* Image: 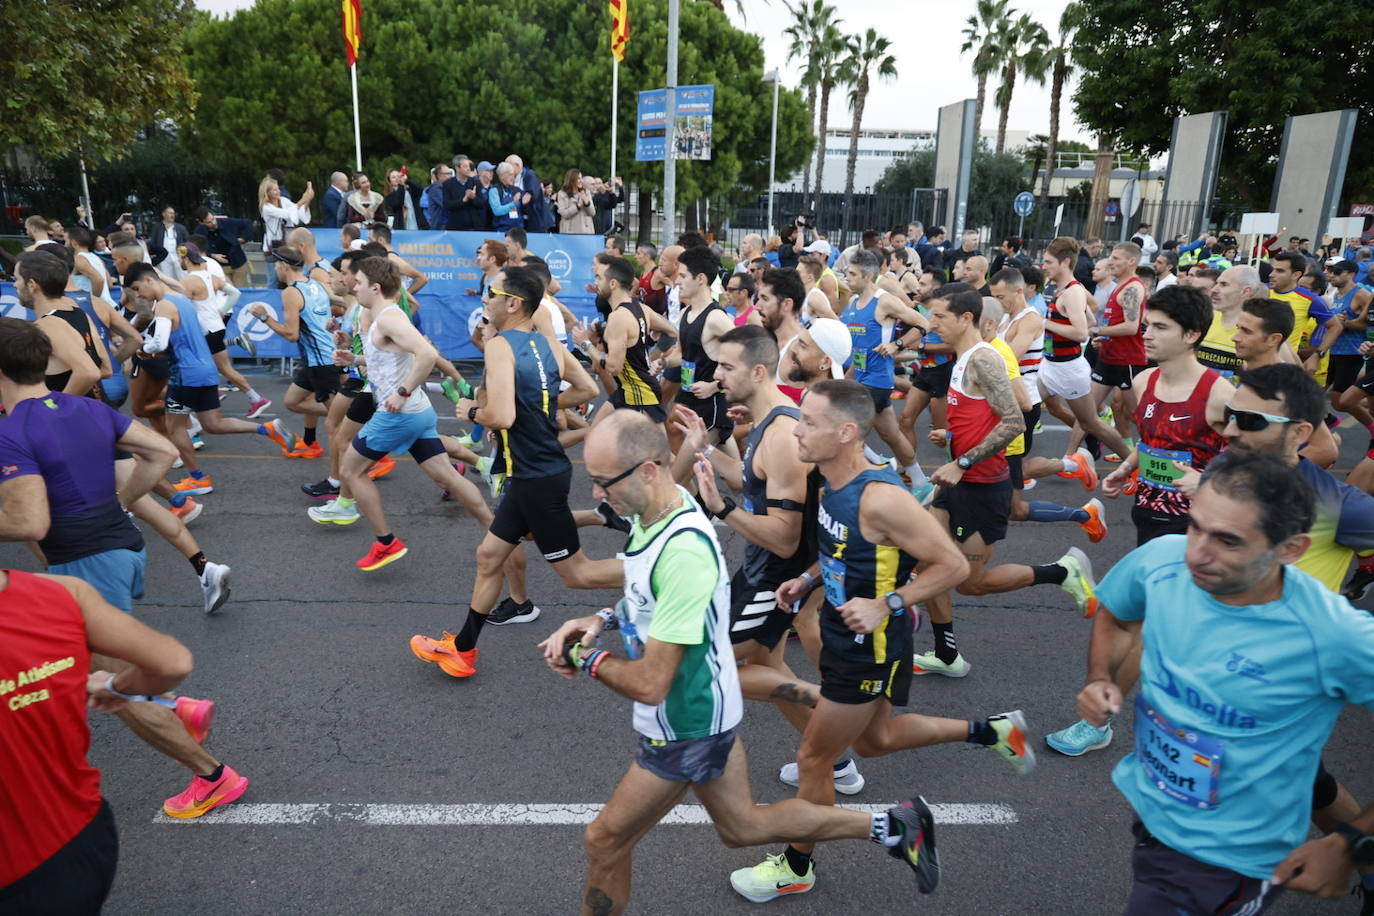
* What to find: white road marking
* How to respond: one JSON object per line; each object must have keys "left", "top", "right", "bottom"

{"left": 154, "top": 802, "right": 1016, "bottom": 826}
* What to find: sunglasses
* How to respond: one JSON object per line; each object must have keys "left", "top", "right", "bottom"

{"left": 590, "top": 459, "right": 660, "bottom": 490}
{"left": 1225, "top": 404, "right": 1295, "bottom": 432}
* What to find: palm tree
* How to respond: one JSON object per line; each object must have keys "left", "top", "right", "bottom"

{"left": 783, "top": 1, "right": 840, "bottom": 201}
{"left": 841, "top": 29, "right": 898, "bottom": 228}
{"left": 993, "top": 13, "right": 1050, "bottom": 153}
{"left": 808, "top": 22, "right": 850, "bottom": 214}
{"left": 1035, "top": 2, "right": 1084, "bottom": 220}
{"left": 960, "top": 0, "right": 1012, "bottom": 136}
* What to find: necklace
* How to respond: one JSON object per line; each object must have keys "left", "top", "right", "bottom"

{"left": 640, "top": 493, "right": 683, "bottom": 529}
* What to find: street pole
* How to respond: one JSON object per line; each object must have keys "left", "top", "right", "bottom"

{"left": 349, "top": 63, "right": 363, "bottom": 171}
{"left": 77, "top": 152, "right": 93, "bottom": 229}
{"left": 766, "top": 69, "right": 779, "bottom": 239}
{"left": 662, "top": 0, "right": 679, "bottom": 248}
{"left": 610, "top": 57, "right": 619, "bottom": 183}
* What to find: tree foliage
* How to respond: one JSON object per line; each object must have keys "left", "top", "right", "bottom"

{"left": 1072, "top": 0, "right": 1374, "bottom": 208}
{"left": 181, "top": 0, "right": 813, "bottom": 211}
{"left": 876, "top": 147, "right": 1029, "bottom": 202}
{"left": 1, "top": 0, "right": 197, "bottom": 162}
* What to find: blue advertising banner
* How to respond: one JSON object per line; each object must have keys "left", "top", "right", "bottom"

{"left": 636, "top": 84, "right": 716, "bottom": 162}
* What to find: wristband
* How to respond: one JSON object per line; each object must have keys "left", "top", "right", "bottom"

{"left": 800, "top": 572, "right": 815, "bottom": 587}
{"left": 562, "top": 640, "right": 583, "bottom": 670}
{"left": 103, "top": 675, "right": 152, "bottom": 703}
{"left": 701, "top": 445, "right": 715, "bottom": 460}
{"left": 596, "top": 608, "right": 620, "bottom": 631}
{"left": 716, "top": 496, "right": 737, "bottom": 519}
{"left": 468, "top": 406, "right": 479, "bottom": 422}
{"left": 584, "top": 648, "right": 608, "bottom": 678}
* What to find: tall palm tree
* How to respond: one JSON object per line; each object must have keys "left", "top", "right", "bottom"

{"left": 783, "top": 1, "right": 839, "bottom": 201}
{"left": 841, "top": 29, "right": 898, "bottom": 226}
{"left": 1035, "top": 2, "right": 1084, "bottom": 219}
{"left": 808, "top": 22, "right": 850, "bottom": 214}
{"left": 993, "top": 13, "right": 1050, "bottom": 154}
{"left": 960, "top": 0, "right": 1012, "bottom": 136}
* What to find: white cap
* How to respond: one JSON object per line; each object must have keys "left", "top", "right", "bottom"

{"left": 807, "top": 318, "right": 851, "bottom": 379}
{"left": 348, "top": 238, "right": 366, "bottom": 250}
{"left": 803, "top": 239, "right": 832, "bottom": 256}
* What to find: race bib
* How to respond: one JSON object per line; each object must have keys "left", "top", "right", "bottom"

{"left": 852, "top": 349, "right": 868, "bottom": 372}
{"left": 680, "top": 360, "right": 696, "bottom": 385}
{"left": 1043, "top": 332, "right": 1054, "bottom": 357}
{"left": 819, "top": 553, "right": 846, "bottom": 607}
{"left": 614, "top": 597, "right": 646, "bottom": 660}
{"left": 1135, "top": 694, "right": 1224, "bottom": 810}
{"left": 1138, "top": 443, "right": 1191, "bottom": 492}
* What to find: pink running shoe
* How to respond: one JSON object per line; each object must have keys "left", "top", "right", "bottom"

{"left": 162, "top": 765, "right": 249, "bottom": 819}
{"left": 246, "top": 397, "right": 272, "bottom": 419}
{"left": 174, "top": 696, "right": 216, "bottom": 743}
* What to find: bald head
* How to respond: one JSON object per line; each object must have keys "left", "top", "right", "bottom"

{"left": 660, "top": 245, "right": 684, "bottom": 270}
{"left": 592, "top": 410, "right": 669, "bottom": 467}
{"left": 964, "top": 255, "right": 989, "bottom": 282}
{"left": 287, "top": 227, "right": 317, "bottom": 251}
{"left": 330, "top": 171, "right": 349, "bottom": 190}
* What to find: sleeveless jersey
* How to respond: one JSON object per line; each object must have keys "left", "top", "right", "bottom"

{"left": 540, "top": 297, "right": 568, "bottom": 345}
{"left": 494, "top": 328, "right": 570, "bottom": 478}
{"left": 1134, "top": 368, "right": 1226, "bottom": 517}
{"left": 186, "top": 270, "right": 225, "bottom": 335}
{"left": 1100, "top": 278, "right": 1148, "bottom": 366}
{"left": 616, "top": 489, "right": 741, "bottom": 741}
{"left": 1002, "top": 307, "right": 1043, "bottom": 375}
{"left": 675, "top": 302, "right": 726, "bottom": 395}
{"left": 613, "top": 300, "right": 662, "bottom": 408}
{"left": 739, "top": 405, "right": 810, "bottom": 585}
{"left": 293, "top": 278, "right": 335, "bottom": 367}
{"left": 816, "top": 466, "right": 915, "bottom": 666}
{"left": 40, "top": 306, "right": 104, "bottom": 399}
{"left": 1043, "top": 279, "right": 1085, "bottom": 361}
{"left": 67, "top": 291, "right": 120, "bottom": 379}
{"left": 75, "top": 250, "right": 117, "bottom": 307}
{"left": 841, "top": 293, "right": 895, "bottom": 388}
{"left": 0, "top": 571, "right": 102, "bottom": 888}
{"left": 165, "top": 294, "right": 218, "bottom": 387}
{"left": 1330, "top": 287, "right": 1365, "bottom": 355}
{"left": 946, "top": 341, "right": 1010, "bottom": 483}
{"left": 1197, "top": 311, "right": 1244, "bottom": 379}
{"left": 363, "top": 305, "right": 428, "bottom": 413}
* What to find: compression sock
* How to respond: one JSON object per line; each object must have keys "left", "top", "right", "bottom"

{"left": 1032, "top": 562, "right": 1069, "bottom": 586}
{"left": 168, "top": 492, "right": 187, "bottom": 508}
{"left": 200, "top": 763, "right": 225, "bottom": 782}
{"left": 188, "top": 552, "right": 209, "bottom": 576}
{"left": 967, "top": 720, "right": 998, "bottom": 746}
{"left": 782, "top": 846, "right": 812, "bottom": 876}
{"left": 454, "top": 607, "right": 487, "bottom": 652}
{"left": 870, "top": 812, "right": 902, "bottom": 847}
{"left": 904, "top": 462, "right": 930, "bottom": 486}
{"left": 303, "top": 427, "right": 317, "bottom": 446}
{"left": 932, "top": 622, "right": 958, "bottom": 664}
{"left": 377, "top": 533, "right": 395, "bottom": 546}
{"left": 1026, "top": 501, "right": 1090, "bottom": 524}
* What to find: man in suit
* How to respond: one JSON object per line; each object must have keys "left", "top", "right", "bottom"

{"left": 321, "top": 172, "right": 349, "bottom": 229}
{"left": 443, "top": 155, "right": 485, "bottom": 231}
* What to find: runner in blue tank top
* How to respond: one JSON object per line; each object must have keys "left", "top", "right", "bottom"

{"left": 125, "top": 263, "right": 299, "bottom": 496}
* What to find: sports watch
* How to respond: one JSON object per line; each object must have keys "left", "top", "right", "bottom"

{"left": 956, "top": 455, "right": 973, "bottom": 470}
{"left": 1333, "top": 824, "right": 1374, "bottom": 866}
{"left": 885, "top": 591, "right": 905, "bottom": 613}
{"left": 396, "top": 386, "right": 410, "bottom": 398}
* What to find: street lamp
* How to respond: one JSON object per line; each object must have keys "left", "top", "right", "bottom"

{"left": 764, "top": 68, "right": 780, "bottom": 239}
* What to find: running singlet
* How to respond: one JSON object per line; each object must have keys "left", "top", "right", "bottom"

{"left": 493, "top": 328, "right": 569, "bottom": 478}
{"left": 67, "top": 291, "right": 120, "bottom": 382}
{"left": 675, "top": 302, "right": 726, "bottom": 397}
{"left": 1329, "top": 287, "right": 1365, "bottom": 355}
{"left": 612, "top": 300, "right": 663, "bottom": 408}
{"left": 1043, "top": 279, "right": 1084, "bottom": 361}
{"left": 74, "top": 250, "right": 117, "bottom": 308}
{"left": 999, "top": 309, "right": 1043, "bottom": 406}
{"left": 616, "top": 487, "right": 741, "bottom": 741}
{"left": 1292, "top": 457, "right": 1374, "bottom": 592}
{"left": 989, "top": 337, "right": 1026, "bottom": 457}
{"left": 186, "top": 271, "right": 225, "bottom": 335}
{"left": 816, "top": 466, "right": 915, "bottom": 665}
{"left": 362, "top": 305, "right": 427, "bottom": 413}
{"left": 1099, "top": 278, "right": 1148, "bottom": 366}
{"left": 841, "top": 294, "right": 895, "bottom": 387}
{"left": 739, "top": 406, "right": 810, "bottom": 586}
{"left": 1097, "top": 535, "right": 1374, "bottom": 879}
{"left": 1196, "top": 312, "right": 1244, "bottom": 379}
{"left": 539, "top": 298, "right": 568, "bottom": 345}
{"left": 946, "top": 341, "right": 1011, "bottom": 483}
{"left": 293, "top": 278, "right": 335, "bottom": 367}
{"left": 1133, "top": 369, "right": 1226, "bottom": 517}
{"left": 1270, "top": 286, "right": 1332, "bottom": 353}
{"left": 40, "top": 306, "right": 104, "bottom": 399}
{"left": 0, "top": 571, "right": 102, "bottom": 888}
{"left": 164, "top": 294, "right": 218, "bottom": 387}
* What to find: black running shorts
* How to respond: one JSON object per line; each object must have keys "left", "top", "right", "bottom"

{"left": 292, "top": 364, "right": 344, "bottom": 403}
{"left": 728, "top": 567, "right": 794, "bottom": 649}
{"left": 0, "top": 799, "right": 118, "bottom": 914}
{"left": 911, "top": 361, "right": 953, "bottom": 398}
{"left": 1091, "top": 361, "right": 1148, "bottom": 390}
{"left": 1122, "top": 820, "right": 1283, "bottom": 916}
{"left": 345, "top": 391, "right": 377, "bottom": 425}
{"left": 165, "top": 384, "right": 220, "bottom": 415}
{"left": 818, "top": 647, "right": 911, "bottom": 706}
{"left": 204, "top": 329, "right": 227, "bottom": 355}
{"left": 931, "top": 478, "right": 1012, "bottom": 544}
{"left": 489, "top": 469, "right": 581, "bottom": 562}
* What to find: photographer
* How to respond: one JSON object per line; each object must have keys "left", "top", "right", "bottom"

{"left": 777, "top": 214, "right": 813, "bottom": 270}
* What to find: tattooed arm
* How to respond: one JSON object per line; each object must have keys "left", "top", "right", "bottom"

{"left": 1092, "top": 278, "right": 1144, "bottom": 337}
{"left": 930, "top": 347, "right": 1025, "bottom": 486}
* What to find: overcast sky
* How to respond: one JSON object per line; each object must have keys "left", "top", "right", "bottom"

{"left": 194, "top": 0, "right": 1088, "bottom": 143}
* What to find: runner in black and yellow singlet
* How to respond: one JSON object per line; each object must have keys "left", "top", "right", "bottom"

{"left": 491, "top": 327, "right": 570, "bottom": 480}
{"left": 611, "top": 299, "right": 665, "bottom": 415}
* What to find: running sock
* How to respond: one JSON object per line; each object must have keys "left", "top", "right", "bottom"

{"left": 190, "top": 469, "right": 207, "bottom": 480}
{"left": 245, "top": 388, "right": 262, "bottom": 401}
{"left": 863, "top": 445, "right": 887, "bottom": 466}
{"left": 932, "top": 622, "right": 957, "bottom": 664}
{"left": 189, "top": 552, "right": 209, "bottom": 576}
{"left": 967, "top": 720, "right": 998, "bottom": 746}
{"left": 870, "top": 812, "right": 902, "bottom": 847}
{"left": 454, "top": 607, "right": 487, "bottom": 652}
{"left": 1026, "top": 501, "right": 1090, "bottom": 524}
{"left": 1032, "top": 562, "right": 1070, "bottom": 586}
{"left": 168, "top": 492, "right": 187, "bottom": 508}
{"left": 1059, "top": 453, "right": 1079, "bottom": 474}
{"left": 782, "top": 846, "right": 812, "bottom": 876}
{"left": 303, "top": 427, "right": 317, "bottom": 446}
{"left": 834, "top": 758, "right": 853, "bottom": 772}
{"left": 377, "top": 533, "right": 396, "bottom": 546}
{"left": 327, "top": 477, "right": 340, "bottom": 487}
{"left": 904, "top": 462, "right": 929, "bottom": 486}
{"left": 200, "top": 763, "right": 225, "bottom": 783}
{"left": 338, "top": 497, "right": 356, "bottom": 509}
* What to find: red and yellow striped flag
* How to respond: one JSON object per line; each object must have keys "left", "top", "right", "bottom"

{"left": 342, "top": 0, "right": 362, "bottom": 66}
{"left": 609, "top": 0, "right": 629, "bottom": 62}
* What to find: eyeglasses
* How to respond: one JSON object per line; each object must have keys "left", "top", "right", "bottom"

{"left": 1225, "top": 404, "right": 1295, "bottom": 432}
{"left": 488, "top": 287, "right": 515, "bottom": 299}
{"left": 724, "top": 286, "right": 743, "bottom": 293}
{"left": 590, "top": 460, "right": 660, "bottom": 490}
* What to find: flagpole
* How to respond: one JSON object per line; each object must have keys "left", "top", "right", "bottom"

{"left": 350, "top": 63, "right": 363, "bottom": 172}
{"left": 610, "top": 58, "right": 619, "bottom": 185}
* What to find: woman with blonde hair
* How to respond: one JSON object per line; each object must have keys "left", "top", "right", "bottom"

{"left": 554, "top": 168, "right": 595, "bottom": 234}
{"left": 260, "top": 175, "right": 314, "bottom": 250}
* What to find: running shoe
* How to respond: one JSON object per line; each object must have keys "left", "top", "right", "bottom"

{"left": 301, "top": 478, "right": 340, "bottom": 499}
{"left": 455, "top": 432, "right": 483, "bottom": 452}
{"left": 729, "top": 853, "right": 815, "bottom": 903}
{"left": 475, "top": 456, "right": 505, "bottom": 497}
{"left": 1045, "top": 719, "right": 1113, "bottom": 757}
{"left": 172, "top": 474, "right": 214, "bottom": 496}
{"left": 357, "top": 538, "right": 407, "bottom": 571}
{"left": 1056, "top": 547, "right": 1098, "bottom": 618}
{"left": 910, "top": 480, "right": 936, "bottom": 506}
{"left": 191, "top": 436, "right": 205, "bottom": 451}
{"left": 162, "top": 764, "right": 249, "bottom": 819}
{"left": 1121, "top": 468, "right": 1140, "bottom": 496}
{"left": 174, "top": 696, "right": 216, "bottom": 744}
{"left": 245, "top": 396, "right": 271, "bottom": 419}
{"left": 172, "top": 454, "right": 184, "bottom": 469}
{"left": 199, "top": 562, "right": 231, "bottom": 615}
{"left": 367, "top": 455, "right": 396, "bottom": 479}
{"left": 169, "top": 497, "right": 202, "bottom": 524}
{"left": 986, "top": 710, "right": 1036, "bottom": 775}
{"left": 596, "top": 499, "right": 632, "bottom": 533}
{"left": 1099, "top": 404, "right": 1114, "bottom": 426}
{"left": 487, "top": 598, "right": 542, "bottom": 625}
{"left": 308, "top": 499, "right": 360, "bottom": 525}
{"left": 1022, "top": 477, "right": 1037, "bottom": 490}
{"left": 263, "top": 418, "right": 295, "bottom": 455}
{"left": 1343, "top": 568, "right": 1374, "bottom": 602}
{"left": 1078, "top": 497, "right": 1108, "bottom": 543}
{"left": 229, "top": 334, "right": 256, "bottom": 357}
{"left": 778, "top": 758, "right": 865, "bottom": 795}
{"left": 1056, "top": 447, "right": 1099, "bottom": 490}
{"left": 912, "top": 650, "right": 971, "bottom": 677}
{"left": 887, "top": 795, "right": 940, "bottom": 894}
{"left": 409, "top": 632, "right": 477, "bottom": 678}
{"left": 288, "top": 440, "right": 324, "bottom": 459}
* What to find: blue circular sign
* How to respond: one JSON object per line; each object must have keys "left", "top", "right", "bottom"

{"left": 1013, "top": 192, "right": 1035, "bottom": 217}
{"left": 1104, "top": 201, "right": 1121, "bottom": 217}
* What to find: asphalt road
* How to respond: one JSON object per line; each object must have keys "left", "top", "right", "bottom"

{"left": 5, "top": 371, "right": 1372, "bottom": 916}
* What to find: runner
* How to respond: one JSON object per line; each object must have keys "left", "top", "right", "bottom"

{"left": 1198, "top": 265, "right": 1263, "bottom": 379}
{"left": 1326, "top": 259, "right": 1374, "bottom": 428}
{"left": 667, "top": 246, "right": 737, "bottom": 454}
{"left": 755, "top": 267, "right": 810, "bottom": 404}
{"left": 15, "top": 251, "right": 107, "bottom": 400}
{"left": 1269, "top": 250, "right": 1337, "bottom": 357}
{"left": 177, "top": 242, "right": 269, "bottom": 414}
{"left": 1233, "top": 296, "right": 1295, "bottom": 370}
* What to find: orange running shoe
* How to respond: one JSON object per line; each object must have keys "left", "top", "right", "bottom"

{"left": 367, "top": 455, "right": 397, "bottom": 479}
{"left": 1055, "top": 447, "right": 1099, "bottom": 491}
{"left": 262, "top": 418, "right": 295, "bottom": 454}
{"left": 174, "top": 696, "right": 216, "bottom": 743}
{"left": 162, "top": 764, "right": 249, "bottom": 819}
{"left": 410, "top": 632, "right": 478, "bottom": 678}
{"left": 287, "top": 440, "right": 324, "bottom": 459}
{"left": 1122, "top": 468, "right": 1140, "bottom": 496}
{"left": 172, "top": 474, "right": 213, "bottom": 496}
{"left": 1078, "top": 497, "right": 1108, "bottom": 543}
{"left": 357, "top": 537, "right": 407, "bottom": 571}
{"left": 169, "top": 497, "right": 203, "bottom": 523}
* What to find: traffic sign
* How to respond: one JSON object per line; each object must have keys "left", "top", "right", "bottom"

{"left": 1013, "top": 192, "right": 1035, "bottom": 217}
{"left": 1104, "top": 201, "right": 1121, "bottom": 217}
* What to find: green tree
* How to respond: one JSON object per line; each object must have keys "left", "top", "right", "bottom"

{"left": 840, "top": 29, "right": 898, "bottom": 225}
{"left": 1, "top": 0, "right": 197, "bottom": 162}
{"left": 1072, "top": 0, "right": 1374, "bottom": 207}
{"left": 960, "top": 0, "right": 1012, "bottom": 137}
{"left": 875, "top": 145, "right": 1029, "bottom": 234}
{"left": 783, "top": 0, "right": 840, "bottom": 201}
{"left": 806, "top": 21, "right": 851, "bottom": 212}
{"left": 992, "top": 13, "right": 1049, "bottom": 154}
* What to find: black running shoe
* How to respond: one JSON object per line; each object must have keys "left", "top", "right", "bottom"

{"left": 596, "top": 499, "right": 632, "bottom": 533}
{"left": 301, "top": 479, "right": 340, "bottom": 499}
{"left": 887, "top": 796, "right": 939, "bottom": 894}
{"left": 1345, "top": 568, "right": 1374, "bottom": 602}
{"left": 487, "top": 598, "right": 542, "bottom": 626}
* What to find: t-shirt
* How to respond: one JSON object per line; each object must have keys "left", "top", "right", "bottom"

{"left": 1294, "top": 457, "right": 1374, "bottom": 591}
{"left": 1270, "top": 286, "right": 1332, "bottom": 352}
{"left": 1098, "top": 535, "right": 1374, "bottom": 878}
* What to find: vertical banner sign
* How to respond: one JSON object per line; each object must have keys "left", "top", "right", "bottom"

{"left": 636, "top": 85, "right": 715, "bottom": 162}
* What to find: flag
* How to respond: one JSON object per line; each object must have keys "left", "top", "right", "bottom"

{"left": 342, "top": 0, "right": 362, "bottom": 67}
{"left": 609, "top": 0, "right": 628, "bottom": 62}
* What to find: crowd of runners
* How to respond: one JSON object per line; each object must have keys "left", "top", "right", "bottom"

{"left": 3, "top": 215, "right": 1374, "bottom": 916}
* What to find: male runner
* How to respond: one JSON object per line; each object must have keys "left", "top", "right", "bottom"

{"left": 366, "top": 222, "right": 429, "bottom": 297}
{"left": 15, "top": 251, "right": 107, "bottom": 399}
{"left": 538, "top": 411, "right": 944, "bottom": 914}
{"left": 755, "top": 267, "right": 810, "bottom": 404}
{"left": 668, "top": 246, "right": 736, "bottom": 452}
{"left": 1233, "top": 296, "right": 1295, "bottom": 369}
{"left": 1078, "top": 453, "right": 1374, "bottom": 915}
{"left": 177, "top": 242, "right": 266, "bottom": 411}
{"left": 410, "top": 265, "right": 610, "bottom": 677}
{"left": 1326, "top": 259, "right": 1374, "bottom": 426}
{"left": 1269, "top": 249, "right": 1336, "bottom": 357}
{"left": 1198, "top": 265, "right": 1263, "bottom": 378}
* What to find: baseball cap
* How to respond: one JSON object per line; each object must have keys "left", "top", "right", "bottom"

{"left": 1328, "top": 258, "right": 1359, "bottom": 274}
{"left": 807, "top": 318, "right": 852, "bottom": 379}
{"left": 476, "top": 160, "right": 496, "bottom": 172}
{"left": 803, "top": 239, "right": 832, "bottom": 256}
{"left": 267, "top": 245, "right": 305, "bottom": 268}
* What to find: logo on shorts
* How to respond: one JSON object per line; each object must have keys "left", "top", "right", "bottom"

{"left": 543, "top": 548, "right": 570, "bottom": 561}
{"left": 0, "top": 464, "right": 18, "bottom": 477}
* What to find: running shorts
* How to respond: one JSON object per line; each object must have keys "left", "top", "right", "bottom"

{"left": 1039, "top": 355, "right": 1093, "bottom": 401}
{"left": 728, "top": 568, "right": 794, "bottom": 649}
{"left": 165, "top": 384, "right": 220, "bottom": 415}
{"left": 635, "top": 728, "right": 736, "bottom": 784}
{"left": 931, "top": 478, "right": 1012, "bottom": 545}
{"left": 489, "top": 469, "right": 580, "bottom": 562}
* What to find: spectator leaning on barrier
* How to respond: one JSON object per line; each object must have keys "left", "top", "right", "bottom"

{"left": 195, "top": 207, "right": 253, "bottom": 288}
{"left": 322, "top": 171, "right": 349, "bottom": 228}
{"left": 556, "top": 169, "right": 596, "bottom": 234}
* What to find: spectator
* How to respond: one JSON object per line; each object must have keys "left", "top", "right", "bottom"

{"left": 777, "top": 224, "right": 804, "bottom": 270}
{"left": 1135, "top": 222, "right": 1159, "bottom": 262}
{"left": 474, "top": 160, "right": 497, "bottom": 213}
{"left": 941, "top": 229, "right": 982, "bottom": 273}
{"left": 1075, "top": 236, "right": 1102, "bottom": 291}
{"left": 915, "top": 225, "right": 944, "bottom": 269}
{"left": 382, "top": 167, "right": 424, "bottom": 230}
{"left": 195, "top": 206, "right": 253, "bottom": 288}
{"left": 735, "top": 233, "right": 764, "bottom": 274}
{"left": 266, "top": 166, "right": 293, "bottom": 202}
{"left": 555, "top": 169, "right": 596, "bottom": 234}
{"left": 506, "top": 154, "right": 552, "bottom": 233}
{"left": 260, "top": 175, "right": 314, "bottom": 250}
{"left": 341, "top": 172, "right": 383, "bottom": 225}
{"left": 835, "top": 229, "right": 882, "bottom": 275}
{"left": 74, "top": 203, "right": 92, "bottom": 229}
{"left": 991, "top": 236, "right": 1028, "bottom": 273}
{"left": 489, "top": 163, "right": 525, "bottom": 232}
{"left": 321, "top": 171, "right": 349, "bottom": 228}
{"left": 423, "top": 164, "right": 449, "bottom": 231}
{"left": 443, "top": 156, "right": 486, "bottom": 231}
{"left": 148, "top": 206, "right": 189, "bottom": 279}
{"left": 591, "top": 176, "right": 625, "bottom": 235}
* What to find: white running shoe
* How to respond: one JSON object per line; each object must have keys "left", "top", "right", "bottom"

{"left": 778, "top": 758, "right": 866, "bottom": 795}
{"left": 199, "top": 562, "right": 231, "bottom": 615}
{"left": 308, "top": 499, "right": 361, "bottom": 525}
